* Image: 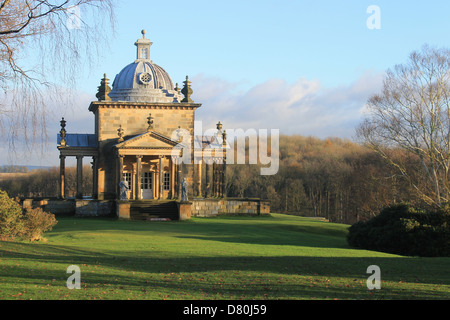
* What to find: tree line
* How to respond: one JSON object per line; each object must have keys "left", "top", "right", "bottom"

{"left": 0, "top": 165, "right": 93, "bottom": 199}
{"left": 225, "top": 135, "right": 416, "bottom": 224}
{"left": 0, "top": 165, "right": 28, "bottom": 173}
{"left": 0, "top": 134, "right": 425, "bottom": 225}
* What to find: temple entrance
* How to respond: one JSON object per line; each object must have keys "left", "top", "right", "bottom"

{"left": 141, "top": 171, "right": 153, "bottom": 199}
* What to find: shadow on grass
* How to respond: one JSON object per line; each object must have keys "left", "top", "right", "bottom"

{"left": 1, "top": 262, "right": 447, "bottom": 300}
{"left": 1, "top": 240, "right": 449, "bottom": 300}
{"left": 1, "top": 241, "right": 449, "bottom": 286}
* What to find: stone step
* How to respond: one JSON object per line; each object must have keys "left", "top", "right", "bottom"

{"left": 129, "top": 200, "right": 179, "bottom": 221}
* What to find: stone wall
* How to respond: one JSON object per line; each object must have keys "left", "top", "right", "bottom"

{"left": 21, "top": 199, "right": 114, "bottom": 217}
{"left": 75, "top": 200, "right": 114, "bottom": 217}
{"left": 21, "top": 199, "right": 76, "bottom": 216}
{"left": 45, "top": 200, "right": 76, "bottom": 216}
{"left": 22, "top": 198, "right": 270, "bottom": 219}
{"left": 191, "top": 199, "right": 270, "bottom": 217}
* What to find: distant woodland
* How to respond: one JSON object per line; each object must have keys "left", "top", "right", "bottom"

{"left": 0, "top": 135, "right": 420, "bottom": 224}
{"left": 0, "top": 165, "right": 29, "bottom": 173}
{"left": 228, "top": 135, "right": 415, "bottom": 224}
{"left": 0, "top": 166, "right": 93, "bottom": 200}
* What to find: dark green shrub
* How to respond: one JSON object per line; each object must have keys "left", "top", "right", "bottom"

{"left": 347, "top": 204, "right": 450, "bottom": 257}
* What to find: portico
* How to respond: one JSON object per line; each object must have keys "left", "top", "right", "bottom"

{"left": 57, "top": 127, "right": 98, "bottom": 199}
{"left": 115, "top": 147, "right": 179, "bottom": 201}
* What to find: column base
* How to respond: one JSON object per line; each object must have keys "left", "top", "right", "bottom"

{"left": 177, "top": 201, "right": 192, "bottom": 220}
{"left": 116, "top": 201, "right": 131, "bottom": 220}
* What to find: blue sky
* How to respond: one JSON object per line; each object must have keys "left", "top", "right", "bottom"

{"left": 9, "top": 0, "right": 450, "bottom": 166}
{"left": 89, "top": 0, "right": 450, "bottom": 91}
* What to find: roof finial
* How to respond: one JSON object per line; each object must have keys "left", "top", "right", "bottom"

{"left": 117, "top": 125, "right": 124, "bottom": 143}
{"left": 96, "top": 73, "right": 111, "bottom": 101}
{"left": 59, "top": 117, "right": 67, "bottom": 147}
{"left": 147, "top": 113, "right": 154, "bottom": 131}
{"left": 181, "top": 75, "right": 194, "bottom": 103}
{"left": 142, "top": 29, "right": 146, "bottom": 38}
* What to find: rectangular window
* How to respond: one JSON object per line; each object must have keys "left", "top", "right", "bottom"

{"left": 141, "top": 172, "right": 152, "bottom": 190}
{"left": 141, "top": 48, "right": 148, "bottom": 59}
{"left": 123, "top": 172, "right": 131, "bottom": 187}
{"left": 163, "top": 172, "right": 170, "bottom": 191}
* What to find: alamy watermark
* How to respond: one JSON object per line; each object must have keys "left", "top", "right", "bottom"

{"left": 367, "top": 5, "right": 381, "bottom": 30}
{"left": 171, "top": 121, "right": 280, "bottom": 176}
{"left": 66, "top": 5, "right": 82, "bottom": 30}
{"left": 66, "top": 265, "right": 81, "bottom": 289}
{"left": 366, "top": 265, "right": 381, "bottom": 290}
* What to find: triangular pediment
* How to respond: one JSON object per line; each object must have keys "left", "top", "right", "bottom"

{"left": 115, "top": 131, "right": 182, "bottom": 149}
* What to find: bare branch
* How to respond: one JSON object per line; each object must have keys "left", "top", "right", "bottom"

{"left": 0, "top": 0, "right": 116, "bottom": 161}
{"left": 357, "top": 45, "right": 450, "bottom": 207}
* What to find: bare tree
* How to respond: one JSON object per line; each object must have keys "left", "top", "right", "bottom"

{"left": 0, "top": 0, "right": 115, "bottom": 159}
{"left": 357, "top": 44, "right": 450, "bottom": 207}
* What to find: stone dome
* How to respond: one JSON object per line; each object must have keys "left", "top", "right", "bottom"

{"left": 108, "top": 30, "right": 183, "bottom": 103}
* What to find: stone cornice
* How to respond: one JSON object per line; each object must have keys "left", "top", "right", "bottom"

{"left": 88, "top": 101, "right": 202, "bottom": 113}
{"left": 58, "top": 146, "right": 99, "bottom": 157}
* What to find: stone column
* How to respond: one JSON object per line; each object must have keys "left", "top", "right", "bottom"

{"left": 152, "top": 171, "right": 156, "bottom": 199}
{"left": 222, "top": 155, "right": 227, "bottom": 198}
{"left": 92, "top": 156, "right": 98, "bottom": 199}
{"left": 117, "top": 155, "right": 124, "bottom": 199}
{"left": 176, "top": 157, "right": 182, "bottom": 200}
{"left": 170, "top": 157, "right": 175, "bottom": 199}
{"left": 205, "top": 162, "right": 211, "bottom": 198}
{"left": 76, "top": 155, "right": 83, "bottom": 199}
{"left": 212, "top": 161, "right": 217, "bottom": 197}
{"left": 216, "top": 161, "right": 221, "bottom": 197}
{"left": 59, "top": 155, "right": 66, "bottom": 199}
{"left": 195, "top": 160, "right": 202, "bottom": 197}
{"left": 218, "top": 161, "right": 222, "bottom": 197}
{"left": 135, "top": 155, "right": 142, "bottom": 200}
{"left": 158, "top": 156, "right": 163, "bottom": 199}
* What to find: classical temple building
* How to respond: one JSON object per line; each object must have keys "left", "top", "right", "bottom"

{"left": 52, "top": 30, "right": 269, "bottom": 220}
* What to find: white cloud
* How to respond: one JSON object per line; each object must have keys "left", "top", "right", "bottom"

{"left": 193, "top": 71, "right": 384, "bottom": 139}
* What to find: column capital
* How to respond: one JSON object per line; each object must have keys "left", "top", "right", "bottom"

{"left": 136, "top": 155, "right": 143, "bottom": 159}
{"left": 59, "top": 155, "right": 66, "bottom": 160}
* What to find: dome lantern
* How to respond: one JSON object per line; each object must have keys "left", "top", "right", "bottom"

{"left": 135, "top": 29, "right": 153, "bottom": 62}
{"left": 108, "top": 30, "right": 184, "bottom": 103}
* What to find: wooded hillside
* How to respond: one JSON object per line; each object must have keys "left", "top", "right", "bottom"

{"left": 0, "top": 135, "right": 418, "bottom": 224}
{"left": 226, "top": 135, "right": 415, "bottom": 224}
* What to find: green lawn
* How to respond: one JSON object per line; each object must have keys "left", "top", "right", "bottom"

{"left": 0, "top": 213, "right": 449, "bottom": 300}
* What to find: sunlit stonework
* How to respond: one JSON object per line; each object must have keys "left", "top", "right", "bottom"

{"left": 55, "top": 30, "right": 268, "bottom": 220}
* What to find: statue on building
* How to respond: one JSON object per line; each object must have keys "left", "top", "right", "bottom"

{"left": 119, "top": 179, "right": 129, "bottom": 200}
{"left": 181, "top": 177, "right": 188, "bottom": 202}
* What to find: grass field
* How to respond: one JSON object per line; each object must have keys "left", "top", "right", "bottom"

{"left": 0, "top": 213, "right": 449, "bottom": 300}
